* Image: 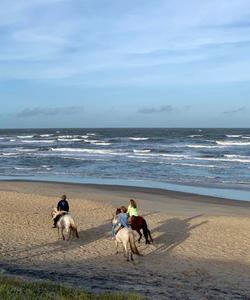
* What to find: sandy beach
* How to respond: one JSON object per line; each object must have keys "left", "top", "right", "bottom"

{"left": 0, "top": 180, "right": 250, "bottom": 299}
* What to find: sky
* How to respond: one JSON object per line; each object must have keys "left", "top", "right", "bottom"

{"left": 0, "top": 0, "right": 250, "bottom": 128}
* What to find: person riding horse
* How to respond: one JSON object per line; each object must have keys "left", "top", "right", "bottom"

{"left": 111, "top": 207, "right": 129, "bottom": 239}
{"left": 53, "top": 194, "right": 69, "bottom": 228}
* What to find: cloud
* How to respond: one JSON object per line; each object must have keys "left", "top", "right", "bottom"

{"left": 138, "top": 105, "right": 191, "bottom": 114}
{"left": 17, "top": 106, "right": 84, "bottom": 118}
{"left": 222, "top": 106, "right": 247, "bottom": 114}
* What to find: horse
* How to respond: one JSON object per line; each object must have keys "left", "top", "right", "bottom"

{"left": 129, "top": 215, "right": 153, "bottom": 244}
{"left": 51, "top": 208, "right": 79, "bottom": 241}
{"left": 112, "top": 215, "right": 142, "bottom": 261}
{"left": 115, "top": 207, "right": 153, "bottom": 244}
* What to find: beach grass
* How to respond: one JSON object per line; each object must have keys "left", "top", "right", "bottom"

{"left": 0, "top": 276, "right": 142, "bottom": 300}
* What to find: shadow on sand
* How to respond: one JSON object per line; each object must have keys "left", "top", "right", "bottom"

{"left": 151, "top": 214, "right": 208, "bottom": 253}
{"left": 1, "top": 222, "right": 111, "bottom": 262}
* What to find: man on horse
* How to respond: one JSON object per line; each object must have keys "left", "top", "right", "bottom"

{"left": 53, "top": 194, "right": 70, "bottom": 228}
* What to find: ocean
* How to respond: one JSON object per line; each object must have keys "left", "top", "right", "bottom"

{"left": 1, "top": 128, "right": 250, "bottom": 200}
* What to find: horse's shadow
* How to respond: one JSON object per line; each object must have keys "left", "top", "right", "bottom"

{"left": 3, "top": 222, "right": 112, "bottom": 262}
{"left": 151, "top": 214, "right": 208, "bottom": 253}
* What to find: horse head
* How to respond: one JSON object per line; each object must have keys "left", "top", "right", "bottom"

{"left": 51, "top": 208, "right": 59, "bottom": 219}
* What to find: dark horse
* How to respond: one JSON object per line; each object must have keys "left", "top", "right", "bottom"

{"left": 115, "top": 207, "right": 153, "bottom": 244}
{"left": 129, "top": 216, "right": 153, "bottom": 244}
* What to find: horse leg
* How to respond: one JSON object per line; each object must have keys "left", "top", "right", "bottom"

{"left": 142, "top": 221, "right": 150, "bottom": 244}
{"left": 57, "top": 227, "right": 61, "bottom": 240}
{"left": 61, "top": 228, "right": 65, "bottom": 240}
{"left": 137, "top": 230, "right": 142, "bottom": 243}
{"left": 115, "top": 240, "right": 119, "bottom": 254}
{"left": 124, "top": 242, "right": 129, "bottom": 261}
{"left": 67, "top": 229, "right": 71, "bottom": 241}
{"left": 148, "top": 229, "right": 153, "bottom": 243}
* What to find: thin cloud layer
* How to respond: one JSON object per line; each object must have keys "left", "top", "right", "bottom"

{"left": 0, "top": 0, "right": 250, "bottom": 85}
{"left": 17, "top": 106, "right": 83, "bottom": 118}
{"left": 223, "top": 106, "right": 247, "bottom": 114}
{"left": 138, "top": 105, "right": 191, "bottom": 114}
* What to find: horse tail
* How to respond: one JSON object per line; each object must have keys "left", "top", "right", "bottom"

{"left": 129, "top": 231, "right": 142, "bottom": 256}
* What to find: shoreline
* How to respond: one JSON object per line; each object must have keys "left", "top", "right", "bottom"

{"left": 1, "top": 180, "right": 250, "bottom": 219}
{"left": 1, "top": 177, "right": 250, "bottom": 204}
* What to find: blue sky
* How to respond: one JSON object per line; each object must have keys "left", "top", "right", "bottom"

{"left": 1, "top": 0, "right": 250, "bottom": 128}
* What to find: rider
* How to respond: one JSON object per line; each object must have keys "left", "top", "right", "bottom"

{"left": 127, "top": 199, "right": 138, "bottom": 225}
{"left": 53, "top": 194, "right": 69, "bottom": 228}
{"left": 112, "top": 206, "right": 129, "bottom": 239}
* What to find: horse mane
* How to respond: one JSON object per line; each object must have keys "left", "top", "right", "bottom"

{"left": 116, "top": 208, "right": 121, "bottom": 215}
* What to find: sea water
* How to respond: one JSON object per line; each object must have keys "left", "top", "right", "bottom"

{"left": 0, "top": 128, "right": 250, "bottom": 201}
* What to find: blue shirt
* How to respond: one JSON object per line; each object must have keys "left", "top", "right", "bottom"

{"left": 116, "top": 212, "right": 129, "bottom": 228}
{"left": 57, "top": 199, "right": 69, "bottom": 212}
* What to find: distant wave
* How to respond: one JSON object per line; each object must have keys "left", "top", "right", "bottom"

{"left": 90, "top": 142, "right": 111, "bottom": 146}
{"left": 226, "top": 135, "right": 242, "bottom": 138}
{"left": 216, "top": 140, "right": 250, "bottom": 146}
{"left": 223, "top": 154, "right": 250, "bottom": 163}
{"left": 187, "top": 144, "right": 224, "bottom": 148}
{"left": 57, "top": 138, "right": 83, "bottom": 142}
{"left": 1, "top": 152, "right": 18, "bottom": 156}
{"left": 170, "top": 162, "right": 218, "bottom": 168}
{"left": 21, "top": 140, "right": 56, "bottom": 143}
{"left": 16, "top": 148, "right": 39, "bottom": 152}
{"left": 188, "top": 135, "right": 203, "bottom": 138}
{"left": 129, "top": 137, "right": 149, "bottom": 141}
{"left": 50, "top": 148, "right": 119, "bottom": 155}
{"left": 40, "top": 134, "right": 53, "bottom": 137}
{"left": 14, "top": 167, "right": 36, "bottom": 170}
{"left": 17, "top": 135, "right": 34, "bottom": 139}
{"left": 133, "top": 149, "right": 151, "bottom": 153}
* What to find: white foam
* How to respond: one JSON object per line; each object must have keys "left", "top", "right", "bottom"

{"left": 133, "top": 149, "right": 151, "bottom": 153}
{"left": 57, "top": 138, "right": 83, "bottom": 142}
{"left": 170, "top": 162, "right": 218, "bottom": 168}
{"left": 216, "top": 140, "right": 250, "bottom": 146}
{"left": 17, "top": 135, "right": 34, "bottom": 139}
{"left": 226, "top": 135, "right": 242, "bottom": 138}
{"left": 129, "top": 137, "right": 149, "bottom": 141}
{"left": 2, "top": 152, "right": 17, "bottom": 156}
{"left": 90, "top": 142, "right": 111, "bottom": 146}
{"left": 14, "top": 167, "right": 36, "bottom": 170}
{"left": 40, "top": 134, "right": 53, "bottom": 137}
{"left": 188, "top": 135, "right": 203, "bottom": 138}
{"left": 223, "top": 155, "right": 250, "bottom": 163}
{"left": 17, "top": 148, "right": 39, "bottom": 152}
{"left": 21, "top": 140, "right": 56, "bottom": 143}
{"left": 50, "top": 148, "right": 119, "bottom": 155}
{"left": 187, "top": 144, "right": 224, "bottom": 148}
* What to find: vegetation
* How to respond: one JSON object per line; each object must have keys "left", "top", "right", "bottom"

{"left": 0, "top": 276, "right": 142, "bottom": 300}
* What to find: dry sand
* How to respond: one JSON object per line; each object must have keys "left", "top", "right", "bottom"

{"left": 0, "top": 180, "right": 250, "bottom": 299}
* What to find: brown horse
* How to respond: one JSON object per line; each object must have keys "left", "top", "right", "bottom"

{"left": 115, "top": 207, "right": 153, "bottom": 244}
{"left": 129, "top": 216, "right": 153, "bottom": 244}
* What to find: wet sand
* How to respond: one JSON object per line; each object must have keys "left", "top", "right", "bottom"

{"left": 0, "top": 180, "right": 250, "bottom": 299}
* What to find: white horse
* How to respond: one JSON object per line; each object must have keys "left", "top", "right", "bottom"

{"left": 51, "top": 208, "right": 79, "bottom": 241}
{"left": 112, "top": 215, "right": 142, "bottom": 261}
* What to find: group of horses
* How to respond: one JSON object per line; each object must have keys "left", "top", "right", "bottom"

{"left": 51, "top": 207, "right": 153, "bottom": 261}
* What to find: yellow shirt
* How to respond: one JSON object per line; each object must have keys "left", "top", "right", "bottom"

{"left": 127, "top": 205, "right": 138, "bottom": 217}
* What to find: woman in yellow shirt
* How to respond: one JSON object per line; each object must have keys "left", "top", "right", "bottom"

{"left": 127, "top": 199, "right": 138, "bottom": 218}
